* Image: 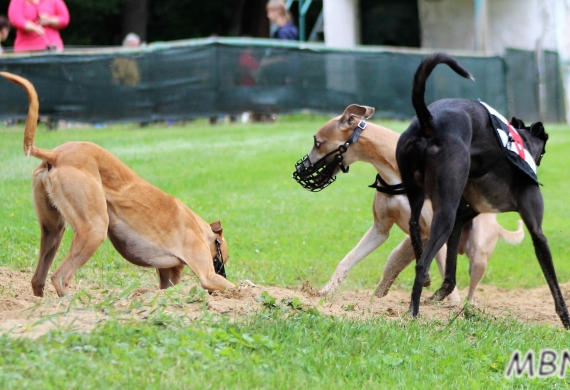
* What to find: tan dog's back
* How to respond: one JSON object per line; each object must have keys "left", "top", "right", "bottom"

{"left": 2, "top": 72, "right": 235, "bottom": 297}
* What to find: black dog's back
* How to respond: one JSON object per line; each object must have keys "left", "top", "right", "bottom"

{"left": 403, "top": 54, "right": 504, "bottom": 181}
{"left": 411, "top": 53, "right": 474, "bottom": 135}
{"left": 396, "top": 53, "right": 570, "bottom": 329}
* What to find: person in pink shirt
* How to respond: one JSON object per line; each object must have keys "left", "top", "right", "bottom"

{"left": 8, "top": 0, "right": 69, "bottom": 53}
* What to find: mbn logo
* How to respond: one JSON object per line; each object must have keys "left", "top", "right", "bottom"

{"left": 505, "top": 350, "right": 570, "bottom": 378}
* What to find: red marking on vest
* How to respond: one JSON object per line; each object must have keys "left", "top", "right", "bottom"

{"left": 507, "top": 123, "right": 525, "bottom": 159}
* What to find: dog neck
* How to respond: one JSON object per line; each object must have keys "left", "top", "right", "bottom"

{"left": 352, "top": 123, "right": 402, "bottom": 185}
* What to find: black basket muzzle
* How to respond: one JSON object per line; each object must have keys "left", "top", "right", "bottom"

{"left": 292, "top": 147, "right": 348, "bottom": 192}
{"left": 292, "top": 120, "right": 368, "bottom": 192}
{"left": 213, "top": 238, "right": 227, "bottom": 278}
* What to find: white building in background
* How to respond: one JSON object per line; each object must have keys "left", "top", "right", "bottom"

{"left": 322, "top": 0, "right": 360, "bottom": 48}
{"left": 320, "top": 0, "right": 570, "bottom": 121}
{"left": 419, "top": 0, "right": 568, "bottom": 57}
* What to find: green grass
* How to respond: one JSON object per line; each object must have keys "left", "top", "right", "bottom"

{"left": 1, "top": 307, "right": 570, "bottom": 389}
{"left": 2, "top": 116, "right": 570, "bottom": 388}
{"left": 2, "top": 117, "right": 570, "bottom": 291}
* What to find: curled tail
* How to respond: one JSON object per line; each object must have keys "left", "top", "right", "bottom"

{"left": 412, "top": 52, "right": 475, "bottom": 134}
{"left": 0, "top": 72, "right": 57, "bottom": 163}
{"left": 497, "top": 220, "right": 525, "bottom": 245}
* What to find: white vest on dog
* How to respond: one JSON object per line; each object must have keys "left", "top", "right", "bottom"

{"left": 479, "top": 101, "right": 538, "bottom": 184}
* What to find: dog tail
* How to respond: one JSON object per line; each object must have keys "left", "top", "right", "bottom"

{"left": 0, "top": 72, "right": 57, "bottom": 163}
{"left": 412, "top": 52, "right": 474, "bottom": 135}
{"left": 497, "top": 220, "right": 525, "bottom": 245}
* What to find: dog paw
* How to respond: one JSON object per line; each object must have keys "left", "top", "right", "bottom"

{"left": 317, "top": 284, "right": 336, "bottom": 296}
{"left": 428, "top": 289, "right": 450, "bottom": 302}
{"left": 317, "top": 288, "right": 330, "bottom": 297}
{"left": 373, "top": 285, "right": 389, "bottom": 298}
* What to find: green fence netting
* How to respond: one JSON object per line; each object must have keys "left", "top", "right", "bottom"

{"left": 0, "top": 38, "right": 564, "bottom": 123}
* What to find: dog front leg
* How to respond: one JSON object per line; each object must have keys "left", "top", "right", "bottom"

{"left": 157, "top": 265, "right": 184, "bottom": 289}
{"left": 518, "top": 188, "right": 570, "bottom": 329}
{"left": 198, "top": 273, "right": 235, "bottom": 293}
{"left": 529, "top": 232, "right": 570, "bottom": 329}
{"left": 320, "top": 223, "right": 390, "bottom": 295}
{"left": 187, "top": 250, "right": 235, "bottom": 293}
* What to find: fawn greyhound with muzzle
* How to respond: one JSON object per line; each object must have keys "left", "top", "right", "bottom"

{"left": 293, "top": 104, "right": 524, "bottom": 304}
{"left": 2, "top": 72, "right": 235, "bottom": 297}
{"left": 395, "top": 52, "right": 570, "bottom": 328}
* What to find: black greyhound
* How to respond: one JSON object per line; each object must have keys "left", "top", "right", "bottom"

{"left": 396, "top": 52, "right": 570, "bottom": 329}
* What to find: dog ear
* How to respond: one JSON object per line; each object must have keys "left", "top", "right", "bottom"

{"left": 210, "top": 221, "right": 223, "bottom": 235}
{"left": 340, "top": 104, "right": 375, "bottom": 125}
{"left": 530, "top": 122, "right": 548, "bottom": 141}
{"left": 510, "top": 117, "right": 526, "bottom": 129}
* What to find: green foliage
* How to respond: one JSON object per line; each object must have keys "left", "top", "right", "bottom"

{"left": 147, "top": 0, "right": 236, "bottom": 42}
{"left": 282, "top": 296, "right": 302, "bottom": 310}
{"left": 62, "top": 0, "right": 129, "bottom": 46}
{"left": 256, "top": 291, "right": 277, "bottom": 308}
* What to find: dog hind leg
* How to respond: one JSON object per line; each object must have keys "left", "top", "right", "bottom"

{"left": 375, "top": 236, "right": 416, "bottom": 297}
{"left": 431, "top": 205, "right": 478, "bottom": 302}
{"left": 31, "top": 170, "right": 65, "bottom": 297}
{"left": 401, "top": 184, "right": 434, "bottom": 316}
{"left": 466, "top": 252, "right": 487, "bottom": 304}
{"left": 463, "top": 219, "right": 495, "bottom": 304}
{"left": 408, "top": 149, "right": 470, "bottom": 316}
{"left": 434, "top": 246, "right": 461, "bottom": 301}
{"left": 47, "top": 167, "right": 109, "bottom": 297}
{"left": 375, "top": 237, "right": 460, "bottom": 301}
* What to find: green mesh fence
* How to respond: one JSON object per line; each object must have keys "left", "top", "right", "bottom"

{"left": 0, "top": 38, "right": 564, "bottom": 123}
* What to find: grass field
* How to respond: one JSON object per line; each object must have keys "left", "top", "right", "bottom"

{"left": 1, "top": 116, "right": 570, "bottom": 388}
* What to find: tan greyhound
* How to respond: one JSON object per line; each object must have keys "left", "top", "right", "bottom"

{"left": 1, "top": 72, "right": 235, "bottom": 297}
{"left": 294, "top": 104, "right": 523, "bottom": 303}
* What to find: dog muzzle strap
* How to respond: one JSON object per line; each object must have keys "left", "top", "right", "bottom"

{"left": 213, "top": 238, "right": 227, "bottom": 278}
{"left": 292, "top": 120, "right": 367, "bottom": 192}
{"left": 368, "top": 174, "right": 406, "bottom": 195}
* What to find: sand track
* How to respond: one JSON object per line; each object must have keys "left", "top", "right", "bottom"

{"left": 1, "top": 266, "right": 568, "bottom": 337}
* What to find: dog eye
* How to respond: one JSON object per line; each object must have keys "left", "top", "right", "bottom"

{"left": 313, "top": 136, "right": 323, "bottom": 149}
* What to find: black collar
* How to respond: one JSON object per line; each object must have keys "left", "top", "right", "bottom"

{"left": 369, "top": 173, "right": 406, "bottom": 195}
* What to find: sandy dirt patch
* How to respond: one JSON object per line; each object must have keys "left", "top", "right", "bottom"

{"left": 0, "top": 266, "right": 568, "bottom": 337}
